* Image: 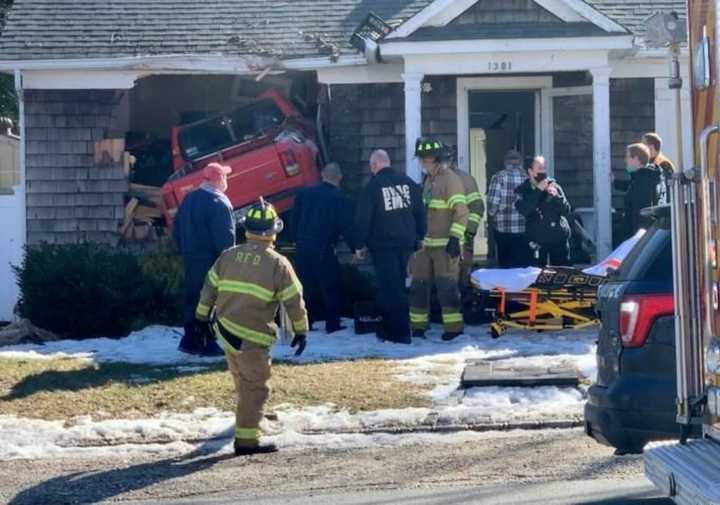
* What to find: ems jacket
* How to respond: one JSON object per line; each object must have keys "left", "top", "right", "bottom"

{"left": 354, "top": 166, "right": 426, "bottom": 251}
{"left": 195, "top": 239, "right": 309, "bottom": 348}
{"left": 514, "top": 178, "right": 571, "bottom": 248}
{"left": 614, "top": 166, "right": 661, "bottom": 239}
{"left": 454, "top": 169, "right": 485, "bottom": 236}
{"left": 651, "top": 153, "right": 675, "bottom": 205}
{"left": 173, "top": 186, "right": 235, "bottom": 261}
{"left": 423, "top": 167, "right": 469, "bottom": 247}
{"left": 293, "top": 182, "right": 355, "bottom": 253}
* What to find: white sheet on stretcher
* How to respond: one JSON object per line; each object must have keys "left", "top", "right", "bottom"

{"left": 471, "top": 229, "right": 646, "bottom": 291}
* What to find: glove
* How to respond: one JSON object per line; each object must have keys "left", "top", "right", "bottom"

{"left": 291, "top": 334, "right": 307, "bottom": 356}
{"left": 464, "top": 231, "right": 476, "bottom": 245}
{"left": 446, "top": 236, "right": 461, "bottom": 259}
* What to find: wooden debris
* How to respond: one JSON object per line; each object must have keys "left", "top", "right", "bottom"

{"left": 94, "top": 138, "right": 126, "bottom": 167}
{"left": 0, "top": 319, "right": 62, "bottom": 347}
{"left": 129, "top": 183, "right": 163, "bottom": 208}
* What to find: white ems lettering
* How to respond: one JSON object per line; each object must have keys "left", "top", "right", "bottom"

{"left": 382, "top": 185, "right": 411, "bottom": 211}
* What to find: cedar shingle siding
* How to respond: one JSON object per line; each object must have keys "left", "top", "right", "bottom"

{"left": 449, "top": 0, "right": 562, "bottom": 25}
{"left": 25, "top": 90, "right": 127, "bottom": 245}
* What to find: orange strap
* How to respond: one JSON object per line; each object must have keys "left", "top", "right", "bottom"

{"left": 497, "top": 288, "right": 506, "bottom": 316}
{"left": 528, "top": 289, "right": 538, "bottom": 326}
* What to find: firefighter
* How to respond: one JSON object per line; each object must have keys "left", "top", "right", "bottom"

{"left": 447, "top": 149, "right": 485, "bottom": 302}
{"left": 195, "top": 198, "right": 308, "bottom": 456}
{"left": 409, "top": 138, "right": 469, "bottom": 341}
{"left": 173, "top": 162, "right": 235, "bottom": 356}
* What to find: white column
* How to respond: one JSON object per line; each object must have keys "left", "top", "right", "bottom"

{"left": 403, "top": 72, "right": 423, "bottom": 183}
{"left": 591, "top": 67, "right": 613, "bottom": 260}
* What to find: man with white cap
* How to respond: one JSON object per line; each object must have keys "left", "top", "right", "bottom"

{"left": 173, "top": 162, "right": 235, "bottom": 355}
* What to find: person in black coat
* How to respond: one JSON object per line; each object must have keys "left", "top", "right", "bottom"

{"left": 354, "top": 149, "right": 426, "bottom": 344}
{"left": 515, "top": 156, "right": 572, "bottom": 267}
{"left": 173, "top": 162, "right": 236, "bottom": 356}
{"left": 614, "top": 143, "right": 661, "bottom": 239}
{"left": 292, "top": 162, "right": 355, "bottom": 334}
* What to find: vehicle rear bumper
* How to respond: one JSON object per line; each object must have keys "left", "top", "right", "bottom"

{"left": 644, "top": 438, "right": 720, "bottom": 505}
{"left": 585, "top": 382, "right": 680, "bottom": 451}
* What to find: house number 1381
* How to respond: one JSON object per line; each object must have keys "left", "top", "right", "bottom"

{"left": 488, "top": 61, "right": 512, "bottom": 72}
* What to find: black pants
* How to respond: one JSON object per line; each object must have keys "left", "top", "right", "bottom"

{"left": 494, "top": 231, "right": 531, "bottom": 268}
{"left": 371, "top": 248, "right": 413, "bottom": 344}
{"left": 295, "top": 247, "right": 342, "bottom": 332}
{"left": 535, "top": 242, "right": 570, "bottom": 267}
{"left": 181, "top": 256, "right": 215, "bottom": 349}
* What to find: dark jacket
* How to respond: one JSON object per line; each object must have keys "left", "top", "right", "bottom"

{"left": 173, "top": 186, "right": 235, "bottom": 261}
{"left": 614, "top": 166, "right": 661, "bottom": 238}
{"left": 514, "top": 178, "right": 571, "bottom": 247}
{"left": 292, "top": 181, "right": 354, "bottom": 253}
{"left": 354, "top": 166, "right": 426, "bottom": 251}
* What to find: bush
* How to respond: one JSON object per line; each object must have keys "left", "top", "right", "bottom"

{"left": 14, "top": 241, "right": 184, "bottom": 339}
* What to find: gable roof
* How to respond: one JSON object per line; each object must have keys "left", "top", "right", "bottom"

{"left": 0, "top": 0, "right": 689, "bottom": 63}
{"left": 0, "top": 0, "right": 433, "bottom": 61}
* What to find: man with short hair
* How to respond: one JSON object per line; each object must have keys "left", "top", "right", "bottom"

{"left": 642, "top": 132, "right": 675, "bottom": 204}
{"left": 355, "top": 149, "right": 425, "bottom": 344}
{"left": 293, "top": 162, "right": 354, "bottom": 334}
{"left": 173, "top": 162, "right": 235, "bottom": 356}
{"left": 487, "top": 149, "right": 529, "bottom": 267}
{"left": 616, "top": 143, "right": 662, "bottom": 239}
{"left": 410, "top": 138, "right": 469, "bottom": 342}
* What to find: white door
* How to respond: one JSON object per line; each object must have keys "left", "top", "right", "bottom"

{"left": 0, "top": 134, "right": 22, "bottom": 322}
{"left": 469, "top": 128, "right": 488, "bottom": 258}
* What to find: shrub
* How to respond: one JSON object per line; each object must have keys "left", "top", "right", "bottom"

{"left": 14, "top": 241, "right": 185, "bottom": 339}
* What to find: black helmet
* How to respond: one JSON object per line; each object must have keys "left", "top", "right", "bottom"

{"left": 415, "top": 137, "right": 446, "bottom": 159}
{"left": 240, "top": 198, "right": 284, "bottom": 236}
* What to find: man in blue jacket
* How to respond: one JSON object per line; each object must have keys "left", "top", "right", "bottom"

{"left": 173, "top": 162, "right": 235, "bottom": 355}
{"left": 354, "top": 150, "right": 426, "bottom": 344}
{"left": 293, "top": 162, "right": 354, "bottom": 333}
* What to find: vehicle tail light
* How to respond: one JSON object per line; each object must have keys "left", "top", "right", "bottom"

{"left": 279, "top": 150, "right": 300, "bottom": 176}
{"left": 619, "top": 294, "right": 674, "bottom": 348}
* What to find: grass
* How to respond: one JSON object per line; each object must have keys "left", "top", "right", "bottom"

{"left": 0, "top": 358, "right": 430, "bottom": 421}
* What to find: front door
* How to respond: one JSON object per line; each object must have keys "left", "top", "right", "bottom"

{"left": 468, "top": 90, "right": 536, "bottom": 263}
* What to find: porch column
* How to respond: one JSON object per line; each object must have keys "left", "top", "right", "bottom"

{"left": 403, "top": 72, "right": 423, "bottom": 182}
{"left": 591, "top": 67, "right": 613, "bottom": 260}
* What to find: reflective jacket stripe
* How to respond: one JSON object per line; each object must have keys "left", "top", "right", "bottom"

{"left": 218, "top": 280, "right": 275, "bottom": 302}
{"left": 219, "top": 317, "right": 276, "bottom": 347}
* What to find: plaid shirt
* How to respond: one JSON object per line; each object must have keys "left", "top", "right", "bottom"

{"left": 487, "top": 166, "right": 526, "bottom": 233}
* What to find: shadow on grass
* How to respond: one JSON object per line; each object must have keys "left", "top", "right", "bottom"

{"left": 1, "top": 361, "right": 227, "bottom": 401}
{"left": 8, "top": 437, "right": 236, "bottom": 505}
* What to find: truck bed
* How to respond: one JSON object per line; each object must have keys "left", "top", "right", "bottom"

{"left": 644, "top": 438, "right": 720, "bottom": 505}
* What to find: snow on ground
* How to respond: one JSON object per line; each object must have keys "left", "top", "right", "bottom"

{"left": 0, "top": 322, "right": 597, "bottom": 460}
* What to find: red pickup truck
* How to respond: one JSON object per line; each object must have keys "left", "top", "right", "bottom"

{"left": 161, "top": 90, "right": 320, "bottom": 227}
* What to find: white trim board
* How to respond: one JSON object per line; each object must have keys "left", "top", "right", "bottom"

{"left": 456, "top": 76, "right": 553, "bottom": 176}
{"left": 386, "top": 0, "right": 628, "bottom": 40}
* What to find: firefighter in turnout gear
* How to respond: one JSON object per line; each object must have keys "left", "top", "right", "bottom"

{"left": 196, "top": 198, "right": 308, "bottom": 456}
{"left": 409, "top": 138, "right": 469, "bottom": 341}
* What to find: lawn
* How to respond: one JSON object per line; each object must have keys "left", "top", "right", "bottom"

{"left": 0, "top": 357, "right": 430, "bottom": 420}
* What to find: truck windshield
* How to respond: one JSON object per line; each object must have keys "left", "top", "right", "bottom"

{"left": 178, "top": 99, "right": 286, "bottom": 161}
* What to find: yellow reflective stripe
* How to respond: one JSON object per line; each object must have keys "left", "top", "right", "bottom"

{"left": 292, "top": 318, "right": 309, "bottom": 332}
{"left": 442, "top": 313, "right": 463, "bottom": 324}
{"left": 468, "top": 213, "right": 482, "bottom": 224}
{"left": 278, "top": 281, "right": 301, "bottom": 302}
{"left": 450, "top": 223, "right": 466, "bottom": 238}
{"left": 219, "top": 317, "right": 275, "bottom": 347}
{"left": 410, "top": 312, "right": 429, "bottom": 322}
{"left": 208, "top": 269, "right": 219, "bottom": 288}
{"left": 424, "top": 237, "right": 449, "bottom": 247}
{"left": 428, "top": 199, "right": 449, "bottom": 209}
{"left": 235, "top": 427, "right": 260, "bottom": 440}
{"left": 196, "top": 303, "right": 211, "bottom": 318}
{"left": 466, "top": 192, "right": 482, "bottom": 203}
{"left": 447, "top": 194, "right": 466, "bottom": 208}
{"left": 218, "top": 280, "right": 274, "bottom": 302}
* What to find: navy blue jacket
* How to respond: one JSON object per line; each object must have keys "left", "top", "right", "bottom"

{"left": 173, "top": 186, "right": 235, "bottom": 261}
{"left": 354, "top": 166, "right": 426, "bottom": 251}
{"left": 293, "top": 182, "right": 355, "bottom": 253}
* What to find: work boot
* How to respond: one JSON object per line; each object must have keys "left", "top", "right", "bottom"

{"left": 412, "top": 329, "right": 426, "bottom": 339}
{"left": 441, "top": 331, "right": 463, "bottom": 342}
{"left": 234, "top": 439, "right": 278, "bottom": 456}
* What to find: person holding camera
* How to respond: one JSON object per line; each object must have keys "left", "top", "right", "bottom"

{"left": 515, "top": 156, "right": 572, "bottom": 267}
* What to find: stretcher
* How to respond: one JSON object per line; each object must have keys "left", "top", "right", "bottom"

{"left": 472, "top": 266, "right": 605, "bottom": 338}
{"left": 470, "top": 230, "right": 646, "bottom": 338}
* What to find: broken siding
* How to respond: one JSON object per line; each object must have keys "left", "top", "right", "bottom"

{"left": 449, "top": 0, "right": 562, "bottom": 25}
{"left": 24, "top": 90, "right": 127, "bottom": 245}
